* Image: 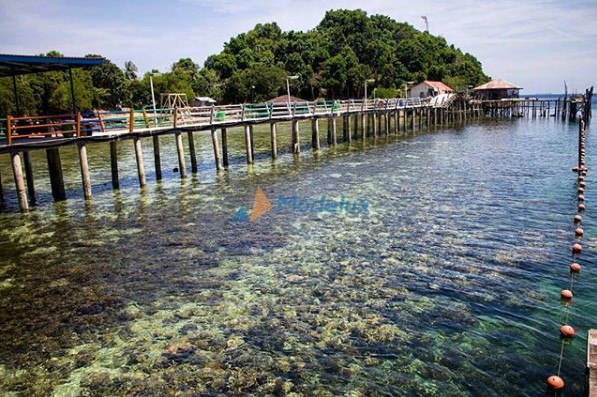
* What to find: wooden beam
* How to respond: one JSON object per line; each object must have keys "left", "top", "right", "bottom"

{"left": 175, "top": 131, "right": 187, "bottom": 177}
{"left": 133, "top": 137, "right": 146, "bottom": 187}
{"left": 153, "top": 135, "right": 162, "bottom": 181}
{"left": 77, "top": 142, "right": 92, "bottom": 201}
{"left": 109, "top": 141, "right": 120, "bottom": 189}
{"left": 23, "top": 151, "right": 35, "bottom": 204}
{"left": 589, "top": 329, "right": 597, "bottom": 397}
{"left": 46, "top": 148, "right": 66, "bottom": 202}
{"left": 221, "top": 128, "right": 229, "bottom": 167}
{"left": 11, "top": 152, "right": 28, "bottom": 211}
{"left": 187, "top": 131, "right": 198, "bottom": 173}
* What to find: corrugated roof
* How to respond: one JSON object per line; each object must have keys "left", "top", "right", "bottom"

{"left": 473, "top": 79, "right": 522, "bottom": 90}
{"left": 421, "top": 80, "right": 454, "bottom": 92}
{"left": 0, "top": 54, "right": 105, "bottom": 77}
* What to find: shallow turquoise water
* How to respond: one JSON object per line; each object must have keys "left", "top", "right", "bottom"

{"left": 0, "top": 116, "right": 595, "bottom": 396}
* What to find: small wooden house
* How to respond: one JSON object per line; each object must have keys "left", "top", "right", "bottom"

{"left": 472, "top": 79, "right": 522, "bottom": 100}
{"left": 410, "top": 81, "right": 454, "bottom": 99}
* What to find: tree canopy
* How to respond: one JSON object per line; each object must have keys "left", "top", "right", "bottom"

{"left": 0, "top": 9, "right": 489, "bottom": 117}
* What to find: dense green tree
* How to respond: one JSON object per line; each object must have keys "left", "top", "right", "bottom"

{"left": 0, "top": 9, "right": 490, "bottom": 117}
{"left": 201, "top": 9, "right": 489, "bottom": 103}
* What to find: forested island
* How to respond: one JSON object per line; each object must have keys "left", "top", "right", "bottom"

{"left": 0, "top": 9, "right": 489, "bottom": 117}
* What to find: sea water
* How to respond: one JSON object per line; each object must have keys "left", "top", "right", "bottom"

{"left": 0, "top": 110, "right": 595, "bottom": 396}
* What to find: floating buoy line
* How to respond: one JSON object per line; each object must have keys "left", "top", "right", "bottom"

{"left": 546, "top": 117, "right": 588, "bottom": 392}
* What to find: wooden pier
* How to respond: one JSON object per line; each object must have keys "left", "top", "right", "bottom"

{"left": 0, "top": 95, "right": 580, "bottom": 212}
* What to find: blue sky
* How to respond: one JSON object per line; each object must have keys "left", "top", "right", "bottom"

{"left": 1, "top": 0, "right": 595, "bottom": 93}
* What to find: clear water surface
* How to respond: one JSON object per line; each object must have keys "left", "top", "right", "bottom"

{"left": 0, "top": 113, "right": 595, "bottom": 396}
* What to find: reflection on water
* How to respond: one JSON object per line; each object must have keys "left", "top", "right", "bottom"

{"left": 0, "top": 118, "right": 596, "bottom": 396}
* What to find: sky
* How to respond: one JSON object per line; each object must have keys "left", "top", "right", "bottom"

{"left": 0, "top": 0, "right": 596, "bottom": 94}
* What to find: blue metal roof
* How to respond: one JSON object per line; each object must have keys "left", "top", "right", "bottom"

{"left": 0, "top": 54, "right": 105, "bottom": 77}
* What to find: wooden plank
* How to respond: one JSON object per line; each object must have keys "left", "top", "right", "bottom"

{"left": 589, "top": 329, "right": 597, "bottom": 396}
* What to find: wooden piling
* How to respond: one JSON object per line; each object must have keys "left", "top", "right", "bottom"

{"left": 11, "top": 152, "right": 28, "bottom": 211}
{"left": 46, "top": 148, "right": 66, "bottom": 202}
{"left": 270, "top": 123, "right": 277, "bottom": 159}
{"left": 346, "top": 116, "right": 352, "bottom": 143}
{"left": 330, "top": 117, "right": 337, "bottom": 145}
{"left": 311, "top": 118, "right": 320, "bottom": 150}
{"left": 110, "top": 141, "right": 119, "bottom": 189}
{"left": 361, "top": 114, "right": 366, "bottom": 140}
{"left": 152, "top": 136, "right": 162, "bottom": 181}
{"left": 133, "top": 137, "right": 146, "bottom": 187}
{"left": 174, "top": 132, "right": 187, "bottom": 177}
{"left": 211, "top": 128, "right": 222, "bottom": 170}
{"left": 292, "top": 120, "right": 300, "bottom": 154}
{"left": 372, "top": 113, "right": 378, "bottom": 137}
{"left": 187, "top": 132, "right": 198, "bottom": 173}
{"left": 249, "top": 125, "right": 255, "bottom": 158}
{"left": 23, "top": 151, "right": 35, "bottom": 204}
{"left": 221, "top": 128, "right": 229, "bottom": 167}
{"left": 77, "top": 142, "right": 92, "bottom": 201}
{"left": 244, "top": 125, "right": 253, "bottom": 163}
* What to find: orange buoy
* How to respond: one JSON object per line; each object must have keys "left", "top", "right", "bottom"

{"left": 575, "top": 228, "right": 584, "bottom": 236}
{"left": 570, "top": 262, "right": 581, "bottom": 273}
{"left": 572, "top": 243, "right": 582, "bottom": 254}
{"left": 574, "top": 214, "right": 582, "bottom": 223}
{"left": 578, "top": 187, "right": 585, "bottom": 194}
{"left": 546, "top": 375, "right": 565, "bottom": 389}
{"left": 578, "top": 203, "right": 586, "bottom": 211}
{"left": 581, "top": 170, "right": 588, "bottom": 176}
{"left": 572, "top": 166, "right": 579, "bottom": 172}
{"left": 578, "top": 194, "right": 585, "bottom": 201}
{"left": 560, "top": 325, "right": 575, "bottom": 338}
{"left": 579, "top": 181, "right": 586, "bottom": 188}
{"left": 561, "top": 289, "right": 573, "bottom": 300}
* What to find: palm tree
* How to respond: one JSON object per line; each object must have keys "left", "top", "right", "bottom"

{"left": 124, "top": 61, "right": 138, "bottom": 80}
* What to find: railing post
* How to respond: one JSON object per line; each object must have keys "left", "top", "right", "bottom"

{"left": 76, "top": 112, "right": 81, "bottom": 138}
{"left": 96, "top": 110, "right": 106, "bottom": 132}
{"left": 142, "top": 109, "right": 150, "bottom": 128}
{"left": 6, "top": 115, "right": 12, "bottom": 146}
{"left": 209, "top": 105, "right": 215, "bottom": 124}
{"left": 241, "top": 104, "right": 246, "bottom": 121}
{"left": 173, "top": 107, "right": 178, "bottom": 128}
{"left": 128, "top": 108, "right": 134, "bottom": 133}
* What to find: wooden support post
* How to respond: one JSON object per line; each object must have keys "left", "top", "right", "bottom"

{"left": 23, "top": 151, "right": 35, "bottom": 204}
{"left": 46, "top": 148, "right": 66, "bottom": 202}
{"left": 153, "top": 136, "right": 162, "bottom": 181}
{"left": 175, "top": 131, "right": 187, "bottom": 177}
{"left": 270, "top": 123, "right": 277, "bottom": 159}
{"left": 384, "top": 113, "right": 389, "bottom": 135}
{"left": 346, "top": 116, "right": 352, "bottom": 143}
{"left": 0, "top": 166, "right": 3, "bottom": 202}
{"left": 211, "top": 128, "right": 222, "bottom": 170}
{"left": 110, "top": 141, "right": 119, "bottom": 189}
{"left": 361, "top": 114, "right": 366, "bottom": 140}
{"left": 412, "top": 109, "right": 416, "bottom": 131}
{"left": 187, "top": 131, "right": 198, "bottom": 173}
{"left": 330, "top": 117, "right": 337, "bottom": 145}
{"left": 292, "top": 120, "right": 300, "bottom": 154}
{"left": 311, "top": 118, "right": 320, "bottom": 150}
{"left": 249, "top": 125, "right": 255, "bottom": 157}
{"left": 372, "top": 113, "right": 378, "bottom": 137}
{"left": 133, "top": 137, "right": 146, "bottom": 187}
{"left": 353, "top": 114, "right": 359, "bottom": 137}
{"left": 244, "top": 125, "right": 253, "bottom": 163}
{"left": 11, "top": 152, "right": 28, "bottom": 211}
{"left": 221, "top": 128, "right": 229, "bottom": 167}
{"left": 77, "top": 142, "right": 92, "bottom": 201}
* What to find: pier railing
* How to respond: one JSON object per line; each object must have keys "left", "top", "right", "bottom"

{"left": 1, "top": 97, "right": 423, "bottom": 146}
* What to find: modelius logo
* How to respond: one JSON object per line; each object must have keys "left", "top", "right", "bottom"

{"left": 232, "top": 187, "right": 369, "bottom": 223}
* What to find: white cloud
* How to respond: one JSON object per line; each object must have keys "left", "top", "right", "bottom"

{"left": 0, "top": 0, "right": 595, "bottom": 92}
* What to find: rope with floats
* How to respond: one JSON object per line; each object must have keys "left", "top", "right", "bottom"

{"left": 546, "top": 107, "right": 589, "bottom": 391}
